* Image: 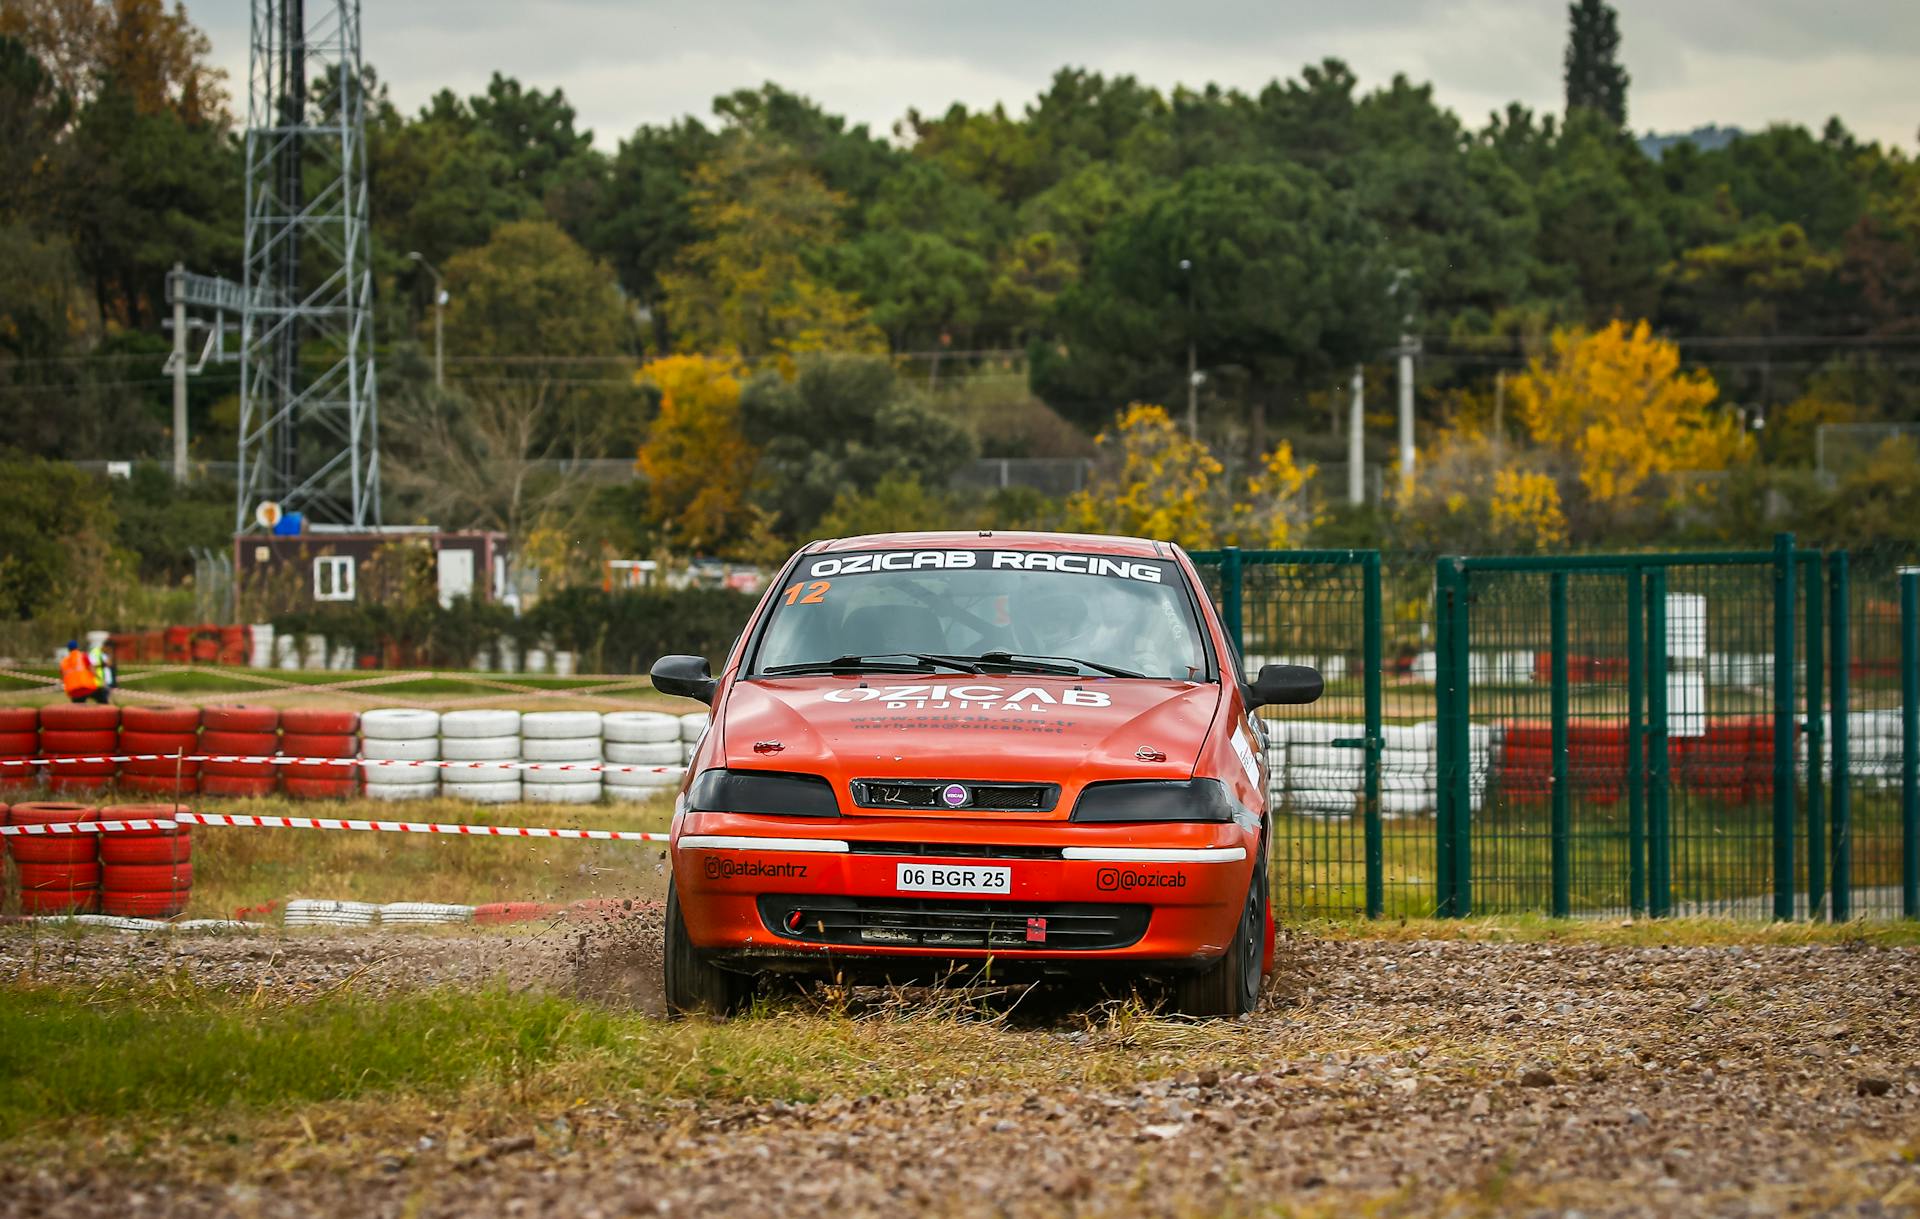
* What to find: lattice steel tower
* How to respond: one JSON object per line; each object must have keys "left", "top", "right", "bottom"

{"left": 236, "top": 0, "right": 380, "bottom": 528}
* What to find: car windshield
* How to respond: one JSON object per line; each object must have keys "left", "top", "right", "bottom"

{"left": 751, "top": 548, "right": 1210, "bottom": 682}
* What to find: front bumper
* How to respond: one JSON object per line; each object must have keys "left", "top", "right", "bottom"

{"left": 671, "top": 812, "right": 1254, "bottom": 971}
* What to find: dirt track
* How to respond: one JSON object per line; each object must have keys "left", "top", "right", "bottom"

{"left": 6, "top": 929, "right": 1920, "bottom": 1217}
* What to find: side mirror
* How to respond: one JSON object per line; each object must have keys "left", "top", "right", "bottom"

{"left": 1248, "top": 663, "right": 1322, "bottom": 709}
{"left": 650, "top": 654, "right": 717, "bottom": 705}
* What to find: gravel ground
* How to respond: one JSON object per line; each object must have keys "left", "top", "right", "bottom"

{"left": 6, "top": 929, "right": 1920, "bottom": 1217}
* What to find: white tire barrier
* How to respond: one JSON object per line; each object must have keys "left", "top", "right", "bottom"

{"left": 379, "top": 901, "right": 475, "bottom": 925}
{"left": 602, "top": 712, "right": 680, "bottom": 744}
{"left": 440, "top": 709, "right": 521, "bottom": 738}
{"left": 522, "top": 711, "right": 599, "bottom": 739}
{"left": 679, "top": 713, "right": 708, "bottom": 742}
{"left": 441, "top": 779, "right": 522, "bottom": 804}
{"left": 518, "top": 764, "right": 599, "bottom": 786}
{"left": 440, "top": 735, "right": 520, "bottom": 761}
{"left": 523, "top": 781, "right": 601, "bottom": 804}
{"left": 521, "top": 736, "right": 601, "bottom": 762}
{"left": 361, "top": 736, "right": 440, "bottom": 762}
{"left": 605, "top": 741, "right": 681, "bottom": 766}
{"left": 606, "top": 763, "right": 684, "bottom": 789}
{"left": 361, "top": 709, "right": 441, "bottom": 740}
{"left": 366, "top": 780, "right": 438, "bottom": 801}
{"left": 284, "top": 899, "right": 379, "bottom": 927}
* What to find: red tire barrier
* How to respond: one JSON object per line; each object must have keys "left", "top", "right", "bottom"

{"left": 118, "top": 773, "right": 200, "bottom": 796}
{"left": 101, "top": 861, "right": 192, "bottom": 891}
{"left": 17, "top": 860, "right": 101, "bottom": 890}
{"left": 39, "top": 704, "right": 119, "bottom": 731}
{"left": 7, "top": 802, "right": 93, "bottom": 826}
{"left": 279, "top": 709, "right": 359, "bottom": 735}
{"left": 473, "top": 901, "right": 558, "bottom": 925}
{"left": 280, "top": 733, "right": 356, "bottom": 757}
{"left": 21, "top": 889, "right": 99, "bottom": 915}
{"left": 100, "top": 890, "right": 190, "bottom": 918}
{"left": 201, "top": 706, "right": 279, "bottom": 733}
{"left": 120, "top": 731, "right": 202, "bottom": 778}
{"left": 201, "top": 728, "right": 278, "bottom": 781}
{"left": 40, "top": 729, "right": 117, "bottom": 755}
{"left": 281, "top": 776, "right": 359, "bottom": 800}
{"left": 200, "top": 775, "right": 277, "bottom": 798}
{"left": 0, "top": 732, "right": 37, "bottom": 755}
{"left": 163, "top": 625, "right": 192, "bottom": 664}
{"left": 122, "top": 707, "right": 201, "bottom": 733}
{"left": 0, "top": 709, "right": 37, "bottom": 732}
{"left": 7, "top": 835, "right": 99, "bottom": 864}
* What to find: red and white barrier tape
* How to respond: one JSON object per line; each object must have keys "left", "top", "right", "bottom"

{"left": 0, "top": 753, "right": 680, "bottom": 776}
{"left": 0, "top": 812, "right": 667, "bottom": 842}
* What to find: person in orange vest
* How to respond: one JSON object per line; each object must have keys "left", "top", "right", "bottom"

{"left": 60, "top": 639, "right": 107, "bottom": 704}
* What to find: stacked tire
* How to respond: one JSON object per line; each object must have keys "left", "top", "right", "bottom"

{"left": 98, "top": 803, "right": 191, "bottom": 918}
{"left": 119, "top": 706, "right": 203, "bottom": 797}
{"left": 604, "top": 712, "right": 684, "bottom": 801}
{"left": 7, "top": 801, "right": 100, "bottom": 914}
{"left": 362, "top": 709, "right": 440, "bottom": 801}
{"left": 40, "top": 704, "right": 120, "bottom": 795}
{"left": 680, "top": 712, "right": 708, "bottom": 765}
{"left": 0, "top": 708, "right": 36, "bottom": 796}
{"left": 520, "top": 711, "right": 601, "bottom": 804}
{"left": 439, "top": 709, "right": 522, "bottom": 804}
{"left": 200, "top": 706, "right": 279, "bottom": 798}
{"left": 279, "top": 708, "right": 361, "bottom": 799}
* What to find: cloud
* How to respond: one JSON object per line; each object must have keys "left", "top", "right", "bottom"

{"left": 190, "top": 0, "right": 1918, "bottom": 148}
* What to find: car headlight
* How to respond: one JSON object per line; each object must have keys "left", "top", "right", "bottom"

{"left": 1069, "top": 778, "right": 1240, "bottom": 823}
{"left": 688, "top": 768, "right": 840, "bottom": 818}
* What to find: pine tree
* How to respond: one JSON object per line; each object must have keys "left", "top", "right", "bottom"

{"left": 1563, "top": 0, "right": 1630, "bottom": 127}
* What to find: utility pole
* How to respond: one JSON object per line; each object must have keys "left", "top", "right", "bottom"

{"left": 1348, "top": 364, "right": 1365, "bottom": 506}
{"left": 409, "top": 251, "right": 447, "bottom": 391}
{"left": 1390, "top": 269, "right": 1417, "bottom": 500}
{"left": 1179, "top": 258, "right": 1197, "bottom": 439}
{"left": 171, "top": 262, "right": 188, "bottom": 483}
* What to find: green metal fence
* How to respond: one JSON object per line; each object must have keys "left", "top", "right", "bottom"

{"left": 1193, "top": 536, "right": 1918, "bottom": 922}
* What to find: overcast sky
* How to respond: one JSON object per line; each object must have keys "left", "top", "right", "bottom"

{"left": 193, "top": 0, "right": 1918, "bottom": 150}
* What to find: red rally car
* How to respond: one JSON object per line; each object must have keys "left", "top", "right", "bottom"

{"left": 650, "top": 531, "right": 1322, "bottom": 1017}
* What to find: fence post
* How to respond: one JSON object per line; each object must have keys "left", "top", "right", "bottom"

{"left": 1550, "top": 571, "right": 1571, "bottom": 918}
{"left": 1903, "top": 569, "right": 1918, "bottom": 919}
{"left": 1627, "top": 568, "right": 1647, "bottom": 916}
{"left": 1362, "top": 552, "right": 1384, "bottom": 919}
{"left": 1829, "top": 552, "right": 1851, "bottom": 921}
{"left": 1771, "top": 533, "right": 1797, "bottom": 921}
{"left": 1434, "top": 557, "right": 1458, "bottom": 917}
{"left": 1647, "top": 567, "right": 1672, "bottom": 918}
{"left": 1222, "top": 547, "right": 1244, "bottom": 659}
{"left": 1449, "top": 562, "right": 1474, "bottom": 916}
{"left": 1804, "top": 557, "right": 1826, "bottom": 919}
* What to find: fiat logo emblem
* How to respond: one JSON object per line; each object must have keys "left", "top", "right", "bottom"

{"left": 940, "top": 783, "right": 968, "bottom": 808}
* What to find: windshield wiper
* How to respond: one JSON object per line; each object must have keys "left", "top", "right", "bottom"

{"left": 762, "top": 652, "right": 983, "bottom": 677}
{"left": 962, "top": 650, "right": 1147, "bottom": 679}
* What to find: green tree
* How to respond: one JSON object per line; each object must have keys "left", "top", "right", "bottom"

{"left": 1564, "top": 0, "right": 1629, "bottom": 127}
{"left": 590, "top": 118, "right": 717, "bottom": 348}
{"left": 441, "top": 218, "right": 629, "bottom": 361}
{"left": 739, "top": 354, "right": 976, "bottom": 534}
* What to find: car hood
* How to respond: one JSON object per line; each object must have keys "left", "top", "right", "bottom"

{"left": 717, "top": 675, "right": 1220, "bottom": 818}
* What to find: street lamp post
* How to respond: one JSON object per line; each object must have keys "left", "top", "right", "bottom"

{"left": 1179, "top": 258, "right": 1197, "bottom": 440}
{"left": 408, "top": 251, "right": 448, "bottom": 390}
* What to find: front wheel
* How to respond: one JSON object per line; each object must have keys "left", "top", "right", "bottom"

{"left": 664, "top": 875, "right": 752, "bottom": 1017}
{"left": 1170, "top": 853, "right": 1267, "bottom": 1018}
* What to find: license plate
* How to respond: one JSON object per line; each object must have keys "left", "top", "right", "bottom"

{"left": 895, "top": 862, "right": 1011, "bottom": 895}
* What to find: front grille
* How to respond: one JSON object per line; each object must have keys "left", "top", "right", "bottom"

{"left": 845, "top": 840, "right": 1062, "bottom": 860}
{"left": 849, "top": 779, "right": 1059, "bottom": 812}
{"left": 757, "top": 896, "right": 1149, "bottom": 951}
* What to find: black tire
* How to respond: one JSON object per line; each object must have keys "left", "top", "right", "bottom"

{"left": 664, "top": 875, "right": 752, "bottom": 1017}
{"left": 1171, "top": 852, "right": 1267, "bottom": 1018}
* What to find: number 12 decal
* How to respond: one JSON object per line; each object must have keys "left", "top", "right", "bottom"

{"left": 782, "top": 580, "right": 831, "bottom": 606}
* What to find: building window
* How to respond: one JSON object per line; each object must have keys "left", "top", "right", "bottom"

{"left": 314, "top": 555, "right": 356, "bottom": 602}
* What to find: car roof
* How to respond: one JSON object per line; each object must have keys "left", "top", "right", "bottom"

{"left": 804, "top": 530, "right": 1174, "bottom": 559}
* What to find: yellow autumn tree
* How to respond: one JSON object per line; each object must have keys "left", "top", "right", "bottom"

{"left": 659, "top": 138, "right": 883, "bottom": 367}
{"left": 636, "top": 355, "right": 758, "bottom": 553}
{"left": 1397, "top": 426, "right": 1568, "bottom": 552}
{"left": 1510, "top": 320, "right": 1749, "bottom": 505}
{"left": 1065, "top": 404, "right": 1313, "bottom": 549}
